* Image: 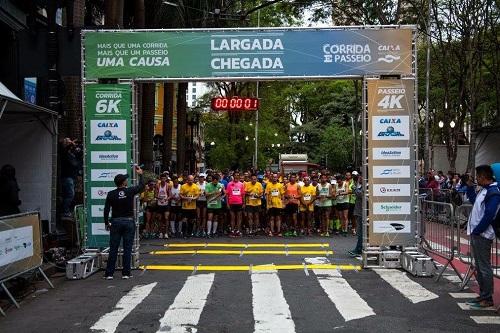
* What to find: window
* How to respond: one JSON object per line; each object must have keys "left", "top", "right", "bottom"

{"left": 192, "top": 87, "right": 197, "bottom": 93}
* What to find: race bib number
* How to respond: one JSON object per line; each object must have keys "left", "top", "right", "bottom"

{"left": 271, "top": 189, "right": 279, "bottom": 197}
{"left": 304, "top": 194, "right": 311, "bottom": 201}
{"left": 232, "top": 188, "right": 241, "bottom": 196}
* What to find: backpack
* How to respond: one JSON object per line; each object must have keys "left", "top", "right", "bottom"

{"left": 484, "top": 185, "right": 500, "bottom": 239}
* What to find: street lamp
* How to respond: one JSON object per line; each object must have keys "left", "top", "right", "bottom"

{"left": 450, "top": 120, "right": 456, "bottom": 128}
{"left": 277, "top": 143, "right": 281, "bottom": 148}
{"left": 245, "top": 136, "right": 249, "bottom": 141}
{"left": 210, "top": 141, "right": 215, "bottom": 146}
{"left": 274, "top": 132, "right": 278, "bottom": 137}
{"left": 438, "top": 121, "right": 444, "bottom": 128}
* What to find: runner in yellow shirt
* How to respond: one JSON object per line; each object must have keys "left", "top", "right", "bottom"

{"left": 179, "top": 175, "right": 201, "bottom": 237}
{"left": 299, "top": 176, "right": 316, "bottom": 235}
{"left": 245, "top": 174, "right": 264, "bottom": 235}
{"left": 265, "top": 173, "right": 285, "bottom": 236}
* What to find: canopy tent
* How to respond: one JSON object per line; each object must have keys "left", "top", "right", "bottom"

{"left": 0, "top": 82, "right": 58, "bottom": 231}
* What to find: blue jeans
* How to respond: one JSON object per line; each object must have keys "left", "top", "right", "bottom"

{"left": 105, "top": 218, "right": 135, "bottom": 277}
{"left": 353, "top": 215, "right": 363, "bottom": 254}
{"left": 61, "top": 177, "right": 75, "bottom": 215}
{"left": 471, "top": 234, "right": 493, "bottom": 301}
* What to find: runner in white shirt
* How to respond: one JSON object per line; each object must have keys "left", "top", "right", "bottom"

{"left": 196, "top": 173, "right": 208, "bottom": 237}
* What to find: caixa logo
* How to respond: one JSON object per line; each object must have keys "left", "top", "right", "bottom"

{"left": 97, "top": 122, "right": 119, "bottom": 128}
{"left": 379, "top": 118, "right": 401, "bottom": 124}
{"left": 378, "top": 126, "right": 404, "bottom": 137}
{"left": 95, "top": 130, "right": 122, "bottom": 141}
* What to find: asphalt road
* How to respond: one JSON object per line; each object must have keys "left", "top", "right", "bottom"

{"left": 0, "top": 236, "right": 499, "bottom": 332}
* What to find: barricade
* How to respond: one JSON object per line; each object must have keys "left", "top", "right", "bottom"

{"left": 419, "top": 200, "right": 462, "bottom": 281}
{"left": 454, "top": 204, "right": 500, "bottom": 289}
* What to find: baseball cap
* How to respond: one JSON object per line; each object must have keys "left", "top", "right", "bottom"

{"left": 257, "top": 174, "right": 264, "bottom": 180}
{"left": 114, "top": 174, "right": 129, "bottom": 187}
{"left": 434, "top": 175, "right": 440, "bottom": 181}
{"left": 199, "top": 173, "right": 206, "bottom": 178}
{"left": 352, "top": 171, "right": 359, "bottom": 176}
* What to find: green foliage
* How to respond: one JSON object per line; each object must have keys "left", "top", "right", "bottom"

{"left": 319, "top": 123, "right": 355, "bottom": 171}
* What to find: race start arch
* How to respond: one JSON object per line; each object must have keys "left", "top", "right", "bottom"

{"left": 81, "top": 26, "right": 418, "bottom": 254}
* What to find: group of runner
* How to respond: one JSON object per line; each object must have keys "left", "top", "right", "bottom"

{"left": 140, "top": 170, "right": 362, "bottom": 239}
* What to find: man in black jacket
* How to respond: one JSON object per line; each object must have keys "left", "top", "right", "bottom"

{"left": 103, "top": 166, "right": 144, "bottom": 279}
{"left": 0, "top": 164, "right": 21, "bottom": 217}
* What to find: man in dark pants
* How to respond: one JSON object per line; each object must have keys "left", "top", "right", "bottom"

{"left": 465, "top": 165, "right": 500, "bottom": 308}
{"left": 103, "top": 166, "right": 144, "bottom": 280}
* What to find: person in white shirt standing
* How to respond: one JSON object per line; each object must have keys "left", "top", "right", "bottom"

{"left": 465, "top": 165, "right": 500, "bottom": 309}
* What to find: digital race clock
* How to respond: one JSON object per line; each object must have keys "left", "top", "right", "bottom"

{"left": 210, "top": 97, "right": 260, "bottom": 111}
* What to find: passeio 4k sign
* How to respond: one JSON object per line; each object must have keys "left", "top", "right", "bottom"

{"left": 82, "top": 27, "right": 414, "bottom": 79}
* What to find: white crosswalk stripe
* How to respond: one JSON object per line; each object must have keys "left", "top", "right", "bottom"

{"left": 156, "top": 273, "right": 215, "bottom": 333}
{"left": 373, "top": 269, "right": 439, "bottom": 303}
{"left": 251, "top": 269, "right": 296, "bottom": 333}
{"left": 305, "top": 258, "right": 375, "bottom": 321}
{"left": 90, "top": 282, "right": 157, "bottom": 333}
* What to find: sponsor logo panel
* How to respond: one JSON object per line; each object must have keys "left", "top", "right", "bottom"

{"left": 90, "top": 169, "right": 127, "bottom": 181}
{"left": 372, "top": 165, "right": 410, "bottom": 178}
{"left": 91, "top": 151, "right": 127, "bottom": 163}
{"left": 372, "top": 147, "right": 410, "bottom": 160}
{"left": 90, "top": 120, "right": 127, "bottom": 144}
{"left": 373, "top": 220, "right": 411, "bottom": 234}
{"left": 372, "top": 116, "right": 409, "bottom": 141}
{"left": 372, "top": 184, "right": 411, "bottom": 197}
{"left": 91, "top": 223, "right": 109, "bottom": 235}
{"left": 91, "top": 187, "right": 115, "bottom": 200}
{"left": 373, "top": 202, "right": 411, "bottom": 215}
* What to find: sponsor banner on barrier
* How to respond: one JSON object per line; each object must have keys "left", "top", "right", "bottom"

{"left": 90, "top": 169, "right": 127, "bottom": 181}
{"left": 371, "top": 116, "right": 409, "bottom": 141}
{"left": 91, "top": 151, "right": 127, "bottom": 164}
{"left": 83, "top": 28, "right": 413, "bottom": 79}
{"left": 0, "top": 226, "right": 34, "bottom": 266}
{"left": 372, "top": 220, "right": 411, "bottom": 234}
{"left": 372, "top": 165, "right": 411, "bottom": 178}
{"left": 90, "top": 120, "right": 127, "bottom": 144}
{"left": 372, "top": 147, "right": 410, "bottom": 160}
{"left": 372, "top": 184, "right": 411, "bottom": 197}
{"left": 91, "top": 223, "right": 109, "bottom": 235}
{"left": 373, "top": 202, "right": 411, "bottom": 215}
{"left": 91, "top": 187, "right": 115, "bottom": 200}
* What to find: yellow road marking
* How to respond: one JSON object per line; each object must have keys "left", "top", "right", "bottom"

{"left": 164, "top": 243, "right": 331, "bottom": 248}
{"left": 151, "top": 250, "right": 334, "bottom": 255}
{"left": 139, "top": 264, "right": 361, "bottom": 271}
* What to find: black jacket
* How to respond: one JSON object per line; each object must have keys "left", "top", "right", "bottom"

{"left": 0, "top": 176, "right": 21, "bottom": 216}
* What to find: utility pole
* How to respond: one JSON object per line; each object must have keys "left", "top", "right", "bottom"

{"left": 253, "top": 10, "right": 260, "bottom": 170}
{"left": 424, "top": 0, "right": 432, "bottom": 172}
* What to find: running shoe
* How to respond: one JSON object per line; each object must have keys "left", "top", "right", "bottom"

{"left": 268, "top": 231, "right": 273, "bottom": 237}
{"left": 325, "top": 232, "right": 330, "bottom": 237}
{"left": 122, "top": 275, "right": 132, "bottom": 280}
{"left": 277, "top": 233, "right": 283, "bottom": 237}
{"left": 104, "top": 276, "right": 113, "bottom": 280}
{"left": 159, "top": 233, "right": 164, "bottom": 239}
{"left": 465, "top": 298, "right": 481, "bottom": 306}
{"left": 470, "top": 300, "right": 494, "bottom": 309}
{"left": 292, "top": 230, "right": 298, "bottom": 237}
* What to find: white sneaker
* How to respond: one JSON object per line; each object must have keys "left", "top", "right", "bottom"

{"left": 122, "top": 275, "right": 132, "bottom": 280}
{"left": 104, "top": 276, "right": 113, "bottom": 280}
{"left": 159, "top": 233, "right": 164, "bottom": 239}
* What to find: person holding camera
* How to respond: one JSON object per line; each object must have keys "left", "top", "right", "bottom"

{"left": 60, "top": 138, "right": 82, "bottom": 217}
{"left": 103, "top": 166, "right": 144, "bottom": 280}
{"left": 465, "top": 165, "right": 500, "bottom": 309}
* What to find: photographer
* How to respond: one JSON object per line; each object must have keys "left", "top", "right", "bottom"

{"left": 465, "top": 165, "right": 500, "bottom": 309}
{"left": 60, "top": 138, "right": 81, "bottom": 218}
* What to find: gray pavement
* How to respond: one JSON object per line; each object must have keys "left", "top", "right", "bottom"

{"left": 0, "top": 236, "right": 499, "bottom": 332}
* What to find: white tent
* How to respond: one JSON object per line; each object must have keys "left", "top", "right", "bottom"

{"left": 0, "top": 82, "right": 58, "bottom": 231}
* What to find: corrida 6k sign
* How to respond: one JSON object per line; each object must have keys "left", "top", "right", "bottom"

{"left": 84, "top": 84, "right": 132, "bottom": 247}
{"left": 82, "top": 27, "right": 413, "bottom": 79}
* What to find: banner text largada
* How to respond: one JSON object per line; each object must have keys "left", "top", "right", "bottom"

{"left": 83, "top": 28, "right": 413, "bottom": 79}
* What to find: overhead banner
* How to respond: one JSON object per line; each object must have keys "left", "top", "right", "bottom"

{"left": 84, "top": 84, "right": 132, "bottom": 248}
{"left": 367, "top": 79, "right": 416, "bottom": 246}
{"left": 83, "top": 28, "right": 413, "bottom": 79}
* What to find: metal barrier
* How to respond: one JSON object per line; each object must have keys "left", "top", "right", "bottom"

{"left": 419, "top": 200, "right": 463, "bottom": 282}
{"left": 454, "top": 204, "right": 500, "bottom": 289}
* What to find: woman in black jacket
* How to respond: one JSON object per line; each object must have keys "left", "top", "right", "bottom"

{"left": 0, "top": 164, "right": 21, "bottom": 216}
